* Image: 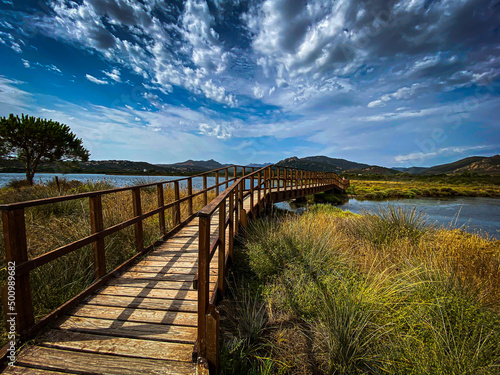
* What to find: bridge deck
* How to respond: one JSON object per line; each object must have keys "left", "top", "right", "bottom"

{"left": 3, "top": 191, "right": 262, "bottom": 375}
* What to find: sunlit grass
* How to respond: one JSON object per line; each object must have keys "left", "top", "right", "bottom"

{"left": 347, "top": 179, "right": 500, "bottom": 200}
{"left": 221, "top": 204, "right": 500, "bottom": 374}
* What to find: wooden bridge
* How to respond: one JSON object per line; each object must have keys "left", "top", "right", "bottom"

{"left": 0, "top": 165, "right": 348, "bottom": 374}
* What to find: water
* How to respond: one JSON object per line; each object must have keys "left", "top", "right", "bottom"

{"left": 0, "top": 172, "right": 221, "bottom": 190}
{"left": 276, "top": 197, "right": 500, "bottom": 240}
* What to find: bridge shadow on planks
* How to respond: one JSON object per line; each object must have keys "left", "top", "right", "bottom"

{"left": 6, "top": 218, "right": 221, "bottom": 375}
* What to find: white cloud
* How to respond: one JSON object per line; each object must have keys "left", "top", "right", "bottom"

{"left": 102, "top": 68, "right": 121, "bottom": 82}
{"left": 395, "top": 145, "right": 491, "bottom": 163}
{"left": 21, "top": 59, "right": 30, "bottom": 68}
{"left": 86, "top": 74, "right": 109, "bottom": 85}
{"left": 199, "top": 123, "right": 232, "bottom": 139}
{"left": 367, "top": 99, "right": 385, "bottom": 108}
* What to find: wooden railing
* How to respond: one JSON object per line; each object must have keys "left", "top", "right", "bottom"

{"left": 0, "top": 162, "right": 348, "bottom": 370}
{"left": 0, "top": 164, "right": 258, "bottom": 342}
{"left": 195, "top": 165, "right": 348, "bottom": 372}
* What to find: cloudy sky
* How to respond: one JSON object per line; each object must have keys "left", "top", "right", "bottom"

{"left": 0, "top": 0, "right": 499, "bottom": 167}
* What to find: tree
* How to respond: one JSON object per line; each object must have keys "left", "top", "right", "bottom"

{"left": 0, "top": 114, "right": 90, "bottom": 185}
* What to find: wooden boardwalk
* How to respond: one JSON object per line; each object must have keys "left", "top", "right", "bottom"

{"left": 3, "top": 192, "right": 257, "bottom": 375}
{"left": 0, "top": 166, "right": 348, "bottom": 374}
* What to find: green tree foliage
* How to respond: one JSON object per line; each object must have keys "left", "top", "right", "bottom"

{"left": 0, "top": 114, "right": 90, "bottom": 185}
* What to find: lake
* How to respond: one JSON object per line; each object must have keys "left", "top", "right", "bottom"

{"left": 276, "top": 197, "right": 500, "bottom": 240}
{"left": 0, "top": 172, "right": 219, "bottom": 190}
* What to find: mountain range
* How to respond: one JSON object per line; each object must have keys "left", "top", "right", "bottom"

{"left": 0, "top": 155, "right": 498, "bottom": 176}
{"left": 276, "top": 155, "right": 500, "bottom": 176}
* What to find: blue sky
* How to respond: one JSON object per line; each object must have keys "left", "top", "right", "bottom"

{"left": 0, "top": 0, "right": 499, "bottom": 167}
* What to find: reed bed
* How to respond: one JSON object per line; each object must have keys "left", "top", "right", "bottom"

{"left": 0, "top": 177, "right": 214, "bottom": 345}
{"left": 347, "top": 179, "right": 500, "bottom": 200}
{"left": 220, "top": 204, "right": 500, "bottom": 374}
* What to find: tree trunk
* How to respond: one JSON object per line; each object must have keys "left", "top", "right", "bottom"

{"left": 26, "top": 170, "right": 34, "bottom": 185}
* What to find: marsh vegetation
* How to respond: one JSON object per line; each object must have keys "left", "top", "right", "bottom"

{"left": 220, "top": 205, "right": 500, "bottom": 374}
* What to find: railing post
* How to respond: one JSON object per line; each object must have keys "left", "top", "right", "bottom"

{"left": 250, "top": 173, "right": 255, "bottom": 214}
{"left": 228, "top": 190, "right": 234, "bottom": 262}
{"left": 173, "top": 181, "right": 181, "bottom": 226}
{"left": 156, "top": 184, "right": 166, "bottom": 236}
{"left": 198, "top": 214, "right": 211, "bottom": 359}
{"left": 258, "top": 171, "right": 262, "bottom": 211}
{"left": 215, "top": 171, "right": 219, "bottom": 196}
{"left": 89, "top": 195, "right": 106, "bottom": 279}
{"left": 225, "top": 168, "right": 229, "bottom": 189}
{"left": 132, "top": 187, "right": 143, "bottom": 252}
{"left": 2, "top": 208, "right": 34, "bottom": 338}
{"left": 234, "top": 184, "right": 239, "bottom": 235}
{"left": 263, "top": 169, "right": 267, "bottom": 206}
{"left": 188, "top": 178, "right": 193, "bottom": 216}
{"left": 206, "top": 305, "right": 220, "bottom": 374}
{"left": 239, "top": 181, "right": 245, "bottom": 229}
{"left": 276, "top": 167, "right": 280, "bottom": 196}
{"left": 203, "top": 174, "right": 208, "bottom": 206}
{"left": 218, "top": 199, "right": 226, "bottom": 295}
{"left": 233, "top": 166, "right": 237, "bottom": 180}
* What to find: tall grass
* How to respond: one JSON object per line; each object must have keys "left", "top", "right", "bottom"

{"left": 221, "top": 204, "right": 500, "bottom": 374}
{"left": 0, "top": 177, "right": 213, "bottom": 345}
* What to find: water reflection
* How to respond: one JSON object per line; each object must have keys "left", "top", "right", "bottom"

{"left": 275, "top": 197, "right": 500, "bottom": 240}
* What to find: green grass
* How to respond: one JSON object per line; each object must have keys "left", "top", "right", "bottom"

{"left": 220, "top": 205, "right": 500, "bottom": 374}
{"left": 347, "top": 179, "right": 500, "bottom": 200}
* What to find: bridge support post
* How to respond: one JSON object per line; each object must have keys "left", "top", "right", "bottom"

{"left": 198, "top": 214, "right": 210, "bottom": 359}
{"left": 206, "top": 305, "right": 220, "bottom": 374}
{"left": 203, "top": 175, "right": 208, "bottom": 206}
{"left": 187, "top": 178, "right": 193, "bottom": 216}
{"left": 218, "top": 199, "right": 226, "bottom": 295}
{"left": 1, "top": 208, "right": 35, "bottom": 339}
{"left": 89, "top": 195, "right": 106, "bottom": 279}
{"left": 132, "top": 188, "right": 144, "bottom": 252}
{"left": 173, "top": 181, "right": 181, "bottom": 227}
{"left": 156, "top": 184, "right": 166, "bottom": 237}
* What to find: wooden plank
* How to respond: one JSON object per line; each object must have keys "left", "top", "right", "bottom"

{"left": 56, "top": 315, "right": 197, "bottom": 343}
{"left": 108, "top": 278, "right": 217, "bottom": 291}
{"left": 129, "top": 260, "right": 196, "bottom": 268}
{"left": 116, "top": 273, "right": 219, "bottom": 284}
{"left": 2, "top": 366, "right": 67, "bottom": 374}
{"left": 119, "top": 271, "right": 215, "bottom": 281}
{"left": 70, "top": 305, "right": 198, "bottom": 327}
{"left": 14, "top": 346, "right": 195, "bottom": 375}
{"left": 97, "top": 286, "right": 198, "bottom": 300}
{"left": 126, "top": 265, "right": 198, "bottom": 274}
{"left": 39, "top": 330, "right": 194, "bottom": 362}
{"left": 84, "top": 294, "right": 198, "bottom": 312}
{"left": 108, "top": 279, "right": 196, "bottom": 290}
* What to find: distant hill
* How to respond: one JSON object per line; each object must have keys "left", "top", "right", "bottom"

{"left": 346, "top": 166, "right": 399, "bottom": 175}
{"left": 392, "top": 166, "right": 428, "bottom": 174}
{"left": 155, "top": 159, "right": 230, "bottom": 173}
{"left": 247, "top": 162, "right": 273, "bottom": 168}
{"left": 276, "top": 156, "right": 370, "bottom": 172}
{"left": 1, "top": 155, "right": 498, "bottom": 177}
{"left": 428, "top": 155, "right": 500, "bottom": 175}
{"left": 422, "top": 156, "right": 487, "bottom": 175}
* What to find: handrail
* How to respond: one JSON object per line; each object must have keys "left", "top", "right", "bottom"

{"left": 0, "top": 164, "right": 252, "bottom": 210}
{"left": 0, "top": 163, "right": 262, "bottom": 341}
{"left": 195, "top": 165, "right": 349, "bottom": 372}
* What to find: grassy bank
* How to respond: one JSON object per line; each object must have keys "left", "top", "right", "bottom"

{"left": 0, "top": 177, "right": 212, "bottom": 346}
{"left": 347, "top": 179, "right": 500, "bottom": 200}
{"left": 220, "top": 205, "right": 500, "bottom": 374}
